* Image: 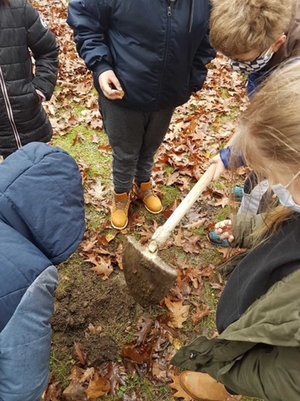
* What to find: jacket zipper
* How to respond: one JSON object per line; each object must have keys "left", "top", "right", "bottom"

{"left": 0, "top": 66, "right": 22, "bottom": 149}
{"left": 167, "top": 0, "right": 175, "bottom": 16}
{"left": 156, "top": 0, "right": 175, "bottom": 108}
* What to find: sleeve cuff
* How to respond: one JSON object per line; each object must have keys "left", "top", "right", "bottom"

{"left": 220, "top": 146, "right": 245, "bottom": 170}
{"left": 93, "top": 62, "right": 112, "bottom": 79}
{"left": 219, "top": 147, "right": 231, "bottom": 169}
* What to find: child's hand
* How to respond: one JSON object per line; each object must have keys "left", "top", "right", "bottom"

{"left": 209, "top": 154, "right": 226, "bottom": 181}
{"left": 215, "top": 219, "right": 234, "bottom": 242}
{"left": 99, "top": 70, "right": 124, "bottom": 100}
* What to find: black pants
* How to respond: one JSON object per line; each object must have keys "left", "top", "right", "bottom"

{"left": 99, "top": 94, "right": 174, "bottom": 193}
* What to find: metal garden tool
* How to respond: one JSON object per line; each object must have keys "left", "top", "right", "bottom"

{"left": 122, "top": 164, "right": 216, "bottom": 307}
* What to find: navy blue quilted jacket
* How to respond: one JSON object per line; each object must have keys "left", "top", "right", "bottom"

{"left": 0, "top": 142, "right": 85, "bottom": 332}
{"left": 67, "top": 0, "right": 216, "bottom": 111}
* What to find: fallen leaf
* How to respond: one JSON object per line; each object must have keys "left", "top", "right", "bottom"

{"left": 134, "top": 318, "right": 153, "bottom": 345}
{"left": 191, "top": 302, "right": 210, "bottom": 326}
{"left": 105, "top": 362, "right": 126, "bottom": 395}
{"left": 152, "top": 360, "right": 167, "bottom": 380}
{"left": 88, "top": 323, "right": 102, "bottom": 334}
{"left": 164, "top": 298, "right": 190, "bottom": 328}
{"left": 63, "top": 382, "right": 88, "bottom": 401}
{"left": 88, "top": 256, "right": 114, "bottom": 280}
{"left": 80, "top": 367, "right": 95, "bottom": 383}
{"left": 43, "top": 382, "right": 59, "bottom": 401}
{"left": 73, "top": 341, "right": 87, "bottom": 365}
{"left": 120, "top": 343, "right": 153, "bottom": 364}
{"left": 85, "top": 371, "right": 110, "bottom": 399}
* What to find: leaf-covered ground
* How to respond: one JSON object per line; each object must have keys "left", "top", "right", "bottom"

{"left": 34, "top": 1, "right": 261, "bottom": 401}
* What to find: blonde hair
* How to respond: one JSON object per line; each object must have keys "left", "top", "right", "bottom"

{"left": 210, "top": 0, "right": 297, "bottom": 57}
{"left": 230, "top": 59, "right": 300, "bottom": 234}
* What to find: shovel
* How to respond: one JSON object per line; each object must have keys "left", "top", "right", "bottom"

{"left": 122, "top": 164, "right": 216, "bottom": 306}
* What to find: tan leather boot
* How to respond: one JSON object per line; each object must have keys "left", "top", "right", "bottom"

{"left": 179, "top": 371, "right": 233, "bottom": 401}
{"left": 111, "top": 191, "right": 130, "bottom": 230}
{"left": 133, "top": 180, "right": 162, "bottom": 213}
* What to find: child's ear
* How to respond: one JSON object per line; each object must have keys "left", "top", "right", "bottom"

{"left": 273, "top": 34, "right": 287, "bottom": 53}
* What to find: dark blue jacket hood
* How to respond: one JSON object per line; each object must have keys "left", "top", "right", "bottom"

{"left": 0, "top": 142, "right": 85, "bottom": 331}
{"left": 0, "top": 142, "right": 85, "bottom": 263}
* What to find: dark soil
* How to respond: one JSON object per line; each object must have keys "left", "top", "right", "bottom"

{"left": 51, "top": 254, "right": 143, "bottom": 368}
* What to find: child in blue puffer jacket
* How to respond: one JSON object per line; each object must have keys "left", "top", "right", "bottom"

{"left": 0, "top": 142, "right": 85, "bottom": 401}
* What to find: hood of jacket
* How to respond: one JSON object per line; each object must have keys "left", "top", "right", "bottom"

{"left": 0, "top": 142, "right": 85, "bottom": 264}
{"left": 0, "top": 143, "right": 85, "bottom": 332}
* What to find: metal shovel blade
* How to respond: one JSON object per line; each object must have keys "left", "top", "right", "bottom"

{"left": 122, "top": 236, "right": 177, "bottom": 307}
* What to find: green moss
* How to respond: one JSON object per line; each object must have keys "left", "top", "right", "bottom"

{"left": 165, "top": 165, "right": 175, "bottom": 174}
{"left": 220, "top": 87, "right": 229, "bottom": 99}
{"left": 68, "top": 101, "right": 86, "bottom": 115}
{"left": 214, "top": 205, "right": 231, "bottom": 222}
{"left": 54, "top": 252, "right": 87, "bottom": 297}
{"left": 191, "top": 227, "right": 206, "bottom": 236}
{"left": 52, "top": 126, "right": 111, "bottom": 180}
{"left": 85, "top": 203, "right": 109, "bottom": 230}
{"left": 199, "top": 247, "right": 223, "bottom": 265}
{"left": 216, "top": 114, "right": 232, "bottom": 123}
{"left": 160, "top": 184, "right": 181, "bottom": 208}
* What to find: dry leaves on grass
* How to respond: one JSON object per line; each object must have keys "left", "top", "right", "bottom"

{"left": 62, "top": 367, "right": 111, "bottom": 400}
{"left": 164, "top": 298, "right": 190, "bottom": 328}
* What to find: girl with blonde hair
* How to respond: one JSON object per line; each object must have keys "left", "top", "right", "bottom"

{"left": 171, "top": 60, "right": 300, "bottom": 401}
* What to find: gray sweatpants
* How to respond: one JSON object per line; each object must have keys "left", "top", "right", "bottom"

{"left": 99, "top": 94, "right": 174, "bottom": 193}
{"left": 238, "top": 170, "right": 269, "bottom": 215}
{"left": 238, "top": 180, "right": 269, "bottom": 214}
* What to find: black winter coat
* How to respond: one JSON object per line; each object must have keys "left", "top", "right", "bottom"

{"left": 0, "top": 0, "right": 59, "bottom": 157}
{"left": 67, "top": 0, "right": 216, "bottom": 112}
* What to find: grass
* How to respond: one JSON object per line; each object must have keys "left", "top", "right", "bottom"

{"left": 53, "top": 125, "right": 111, "bottom": 180}
{"left": 55, "top": 253, "right": 87, "bottom": 299}
{"left": 215, "top": 205, "right": 231, "bottom": 222}
{"left": 50, "top": 342, "right": 73, "bottom": 389}
{"left": 101, "top": 376, "right": 174, "bottom": 401}
{"left": 161, "top": 184, "right": 181, "bottom": 207}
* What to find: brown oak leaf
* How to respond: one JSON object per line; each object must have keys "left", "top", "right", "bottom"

{"left": 164, "top": 298, "right": 190, "bottom": 328}
{"left": 85, "top": 371, "right": 110, "bottom": 399}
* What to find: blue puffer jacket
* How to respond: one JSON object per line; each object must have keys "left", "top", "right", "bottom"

{"left": 0, "top": 142, "right": 85, "bottom": 332}
{"left": 67, "top": 0, "right": 216, "bottom": 111}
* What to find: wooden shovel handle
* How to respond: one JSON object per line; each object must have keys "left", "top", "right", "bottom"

{"left": 149, "top": 164, "right": 216, "bottom": 252}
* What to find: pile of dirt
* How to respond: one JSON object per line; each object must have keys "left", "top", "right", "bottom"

{"left": 51, "top": 259, "right": 142, "bottom": 367}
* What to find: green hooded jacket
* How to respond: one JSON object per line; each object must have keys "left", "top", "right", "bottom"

{"left": 172, "top": 214, "right": 300, "bottom": 400}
